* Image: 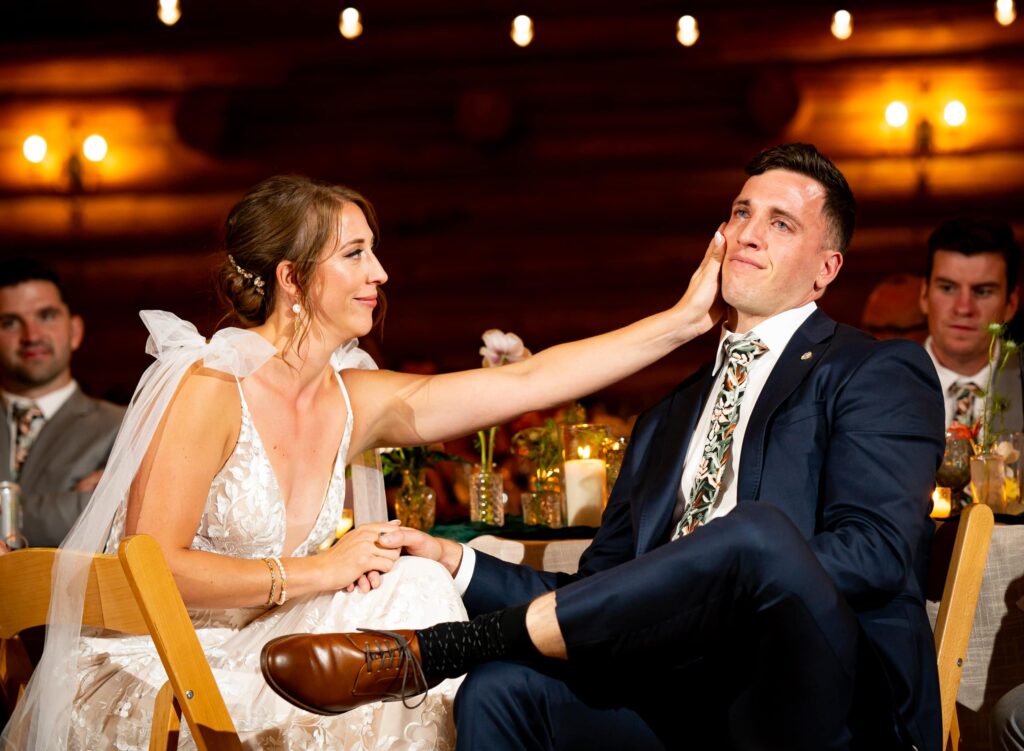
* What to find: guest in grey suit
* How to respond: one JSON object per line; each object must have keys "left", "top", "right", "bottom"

{"left": 0, "top": 260, "right": 124, "bottom": 547}
{"left": 919, "top": 218, "right": 1022, "bottom": 435}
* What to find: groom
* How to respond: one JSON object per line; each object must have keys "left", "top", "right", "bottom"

{"left": 262, "top": 143, "right": 945, "bottom": 750}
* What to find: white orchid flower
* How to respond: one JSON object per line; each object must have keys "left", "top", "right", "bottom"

{"left": 479, "top": 329, "right": 531, "bottom": 368}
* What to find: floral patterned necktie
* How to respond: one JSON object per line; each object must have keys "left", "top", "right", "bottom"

{"left": 950, "top": 381, "right": 982, "bottom": 429}
{"left": 12, "top": 402, "right": 45, "bottom": 479}
{"left": 672, "top": 335, "right": 769, "bottom": 541}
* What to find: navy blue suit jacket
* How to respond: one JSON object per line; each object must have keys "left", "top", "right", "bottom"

{"left": 464, "top": 309, "right": 945, "bottom": 750}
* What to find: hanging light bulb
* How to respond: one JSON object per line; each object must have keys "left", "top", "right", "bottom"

{"left": 996, "top": 0, "right": 1017, "bottom": 25}
{"left": 885, "top": 101, "right": 909, "bottom": 128}
{"left": 511, "top": 14, "right": 534, "bottom": 47}
{"left": 944, "top": 100, "right": 967, "bottom": 127}
{"left": 676, "top": 15, "right": 699, "bottom": 47}
{"left": 831, "top": 10, "right": 853, "bottom": 40}
{"left": 339, "top": 7, "right": 363, "bottom": 39}
{"left": 22, "top": 135, "right": 47, "bottom": 164}
{"left": 157, "top": 0, "right": 180, "bottom": 26}
{"left": 82, "top": 134, "right": 108, "bottom": 163}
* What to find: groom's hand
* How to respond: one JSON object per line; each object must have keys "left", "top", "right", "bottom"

{"left": 379, "top": 527, "right": 464, "bottom": 577}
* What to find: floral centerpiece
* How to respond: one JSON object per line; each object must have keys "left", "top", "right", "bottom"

{"left": 380, "top": 446, "right": 462, "bottom": 530}
{"left": 969, "top": 322, "right": 1021, "bottom": 511}
{"left": 977, "top": 322, "right": 1021, "bottom": 451}
{"left": 512, "top": 418, "right": 564, "bottom": 526}
{"left": 472, "top": 329, "right": 531, "bottom": 525}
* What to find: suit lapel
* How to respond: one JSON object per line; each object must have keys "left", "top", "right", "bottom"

{"left": 636, "top": 364, "right": 716, "bottom": 553}
{"left": 20, "top": 387, "right": 93, "bottom": 487}
{"left": 738, "top": 309, "right": 836, "bottom": 501}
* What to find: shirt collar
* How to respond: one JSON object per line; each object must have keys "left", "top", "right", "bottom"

{"left": 924, "top": 337, "right": 990, "bottom": 393}
{"left": 714, "top": 302, "right": 818, "bottom": 372}
{"left": 4, "top": 380, "right": 78, "bottom": 421}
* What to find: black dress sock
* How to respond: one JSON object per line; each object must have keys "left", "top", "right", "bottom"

{"left": 415, "top": 602, "right": 542, "bottom": 680}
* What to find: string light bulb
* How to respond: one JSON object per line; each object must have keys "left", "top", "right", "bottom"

{"left": 157, "top": 0, "right": 180, "bottom": 26}
{"left": 82, "top": 134, "right": 108, "bottom": 163}
{"left": 22, "top": 135, "right": 47, "bottom": 164}
{"left": 885, "top": 101, "right": 909, "bottom": 128}
{"left": 831, "top": 10, "right": 853, "bottom": 40}
{"left": 339, "top": 7, "right": 363, "bottom": 39}
{"left": 944, "top": 100, "right": 967, "bottom": 127}
{"left": 676, "top": 15, "right": 699, "bottom": 47}
{"left": 511, "top": 14, "right": 534, "bottom": 47}
{"left": 996, "top": 0, "right": 1017, "bottom": 25}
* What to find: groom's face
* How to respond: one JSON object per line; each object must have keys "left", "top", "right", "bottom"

{"left": 720, "top": 168, "right": 843, "bottom": 331}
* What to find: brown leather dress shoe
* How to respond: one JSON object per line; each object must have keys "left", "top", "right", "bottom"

{"left": 260, "top": 628, "right": 433, "bottom": 716}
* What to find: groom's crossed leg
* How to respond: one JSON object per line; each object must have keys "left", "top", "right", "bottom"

{"left": 262, "top": 504, "right": 863, "bottom": 749}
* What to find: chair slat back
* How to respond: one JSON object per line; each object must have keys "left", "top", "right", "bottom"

{"left": 933, "top": 503, "right": 995, "bottom": 749}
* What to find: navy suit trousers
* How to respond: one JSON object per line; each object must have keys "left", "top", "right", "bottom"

{"left": 455, "top": 504, "right": 907, "bottom": 751}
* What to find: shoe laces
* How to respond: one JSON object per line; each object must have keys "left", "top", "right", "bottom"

{"left": 357, "top": 628, "right": 430, "bottom": 708}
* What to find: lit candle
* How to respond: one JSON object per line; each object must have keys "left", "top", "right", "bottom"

{"left": 930, "top": 487, "right": 952, "bottom": 519}
{"left": 563, "top": 446, "right": 606, "bottom": 526}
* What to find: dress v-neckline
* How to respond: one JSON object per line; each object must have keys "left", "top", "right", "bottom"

{"left": 238, "top": 371, "right": 351, "bottom": 556}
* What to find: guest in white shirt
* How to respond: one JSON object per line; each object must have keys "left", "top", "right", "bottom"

{"left": 919, "top": 218, "right": 1021, "bottom": 432}
{"left": 0, "top": 260, "right": 124, "bottom": 547}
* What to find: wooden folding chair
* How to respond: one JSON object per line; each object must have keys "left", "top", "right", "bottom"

{"left": 932, "top": 502, "right": 995, "bottom": 751}
{"left": 0, "top": 534, "right": 242, "bottom": 751}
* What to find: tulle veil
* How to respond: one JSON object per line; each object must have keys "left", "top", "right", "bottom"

{"left": 0, "top": 310, "right": 387, "bottom": 750}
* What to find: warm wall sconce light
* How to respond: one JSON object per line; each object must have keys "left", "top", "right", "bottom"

{"left": 82, "top": 134, "right": 108, "bottom": 163}
{"left": 944, "top": 100, "right": 967, "bottom": 127}
{"left": 676, "top": 15, "right": 699, "bottom": 47}
{"left": 831, "top": 10, "right": 852, "bottom": 40}
{"left": 22, "top": 135, "right": 47, "bottom": 164}
{"left": 157, "top": 0, "right": 180, "bottom": 26}
{"left": 511, "top": 15, "right": 534, "bottom": 47}
{"left": 885, "top": 101, "right": 909, "bottom": 128}
{"left": 339, "top": 7, "right": 363, "bottom": 39}
{"left": 996, "top": 0, "right": 1017, "bottom": 26}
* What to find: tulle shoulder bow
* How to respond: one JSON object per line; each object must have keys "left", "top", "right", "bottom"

{"left": 141, "top": 310, "right": 277, "bottom": 377}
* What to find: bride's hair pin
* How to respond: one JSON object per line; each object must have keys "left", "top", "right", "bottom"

{"left": 228, "top": 254, "right": 266, "bottom": 296}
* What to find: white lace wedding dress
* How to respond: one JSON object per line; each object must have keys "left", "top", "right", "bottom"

{"left": 69, "top": 374, "right": 467, "bottom": 750}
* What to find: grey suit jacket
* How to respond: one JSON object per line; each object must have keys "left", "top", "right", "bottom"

{"left": 1, "top": 387, "right": 124, "bottom": 547}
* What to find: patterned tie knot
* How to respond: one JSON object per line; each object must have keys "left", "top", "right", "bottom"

{"left": 724, "top": 335, "right": 769, "bottom": 367}
{"left": 12, "top": 401, "right": 44, "bottom": 433}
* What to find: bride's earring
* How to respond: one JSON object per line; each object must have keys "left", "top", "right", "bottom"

{"left": 292, "top": 302, "right": 301, "bottom": 316}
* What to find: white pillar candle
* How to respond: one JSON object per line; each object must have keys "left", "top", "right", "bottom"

{"left": 563, "top": 458, "right": 606, "bottom": 526}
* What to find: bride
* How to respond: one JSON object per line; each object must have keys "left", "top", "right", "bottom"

{"left": 2, "top": 175, "right": 726, "bottom": 750}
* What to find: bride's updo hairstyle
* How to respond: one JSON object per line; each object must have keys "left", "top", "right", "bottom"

{"left": 218, "top": 175, "right": 381, "bottom": 330}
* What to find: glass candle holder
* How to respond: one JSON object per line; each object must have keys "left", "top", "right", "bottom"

{"left": 561, "top": 424, "right": 609, "bottom": 527}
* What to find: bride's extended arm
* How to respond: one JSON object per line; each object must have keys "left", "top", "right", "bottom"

{"left": 348, "top": 229, "right": 726, "bottom": 452}
{"left": 126, "top": 366, "right": 400, "bottom": 609}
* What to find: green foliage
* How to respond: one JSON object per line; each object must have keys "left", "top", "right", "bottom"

{"left": 512, "top": 418, "right": 562, "bottom": 471}
{"left": 380, "top": 446, "right": 464, "bottom": 478}
{"left": 979, "top": 322, "right": 1022, "bottom": 450}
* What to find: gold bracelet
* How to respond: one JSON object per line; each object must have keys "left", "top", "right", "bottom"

{"left": 262, "top": 557, "right": 278, "bottom": 607}
{"left": 271, "top": 555, "right": 287, "bottom": 606}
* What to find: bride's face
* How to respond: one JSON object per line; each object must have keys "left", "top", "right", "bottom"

{"left": 311, "top": 202, "right": 387, "bottom": 340}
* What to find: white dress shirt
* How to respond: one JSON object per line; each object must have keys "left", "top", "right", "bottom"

{"left": 922, "top": 338, "right": 990, "bottom": 428}
{"left": 454, "top": 302, "right": 819, "bottom": 594}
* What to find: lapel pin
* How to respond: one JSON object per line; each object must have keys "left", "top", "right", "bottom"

{"left": 800, "top": 351, "right": 813, "bottom": 361}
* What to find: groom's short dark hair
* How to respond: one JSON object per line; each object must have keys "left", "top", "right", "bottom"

{"left": 745, "top": 143, "right": 856, "bottom": 255}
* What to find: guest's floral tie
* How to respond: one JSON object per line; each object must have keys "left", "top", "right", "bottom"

{"left": 950, "top": 381, "right": 982, "bottom": 429}
{"left": 672, "top": 335, "right": 769, "bottom": 540}
{"left": 12, "top": 402, "right": 44, "bottom": 479}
